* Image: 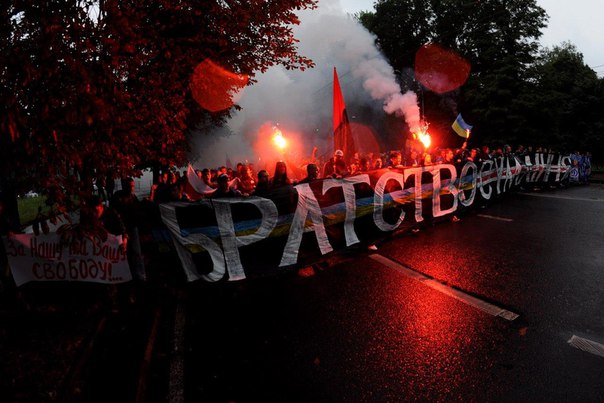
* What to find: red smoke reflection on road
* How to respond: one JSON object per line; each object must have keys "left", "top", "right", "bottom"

{"left": 190, "top": 59, "right": 249, "bottom": 112}
{"left": 415, "top": 44, "right": 471, "bottom": 94}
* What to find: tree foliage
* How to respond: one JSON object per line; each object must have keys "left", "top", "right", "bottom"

{"left": 358, "top": 0, "right": 604, "bottom": 155}
{"left": 527, "top": 43, "right": 604, "bottom": 153}
{"left": 0, "top": 0, "right": 316, "bottom": 212}
{"left": 358, "top": 0, "right": 433, "bottom": 71}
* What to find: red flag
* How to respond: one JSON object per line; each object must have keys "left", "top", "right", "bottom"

{"left": 333, "top": 67, "right": 356, "bottom": 162}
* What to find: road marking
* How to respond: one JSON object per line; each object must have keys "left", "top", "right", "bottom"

{"left": 169, "top": 296, "right": 186, "bottom": 403}
{"left": 568, "top": 335, "right": 604, "bottom": 358}
{"left": 519, "top": 192, "right": 604, "bottom": 203}
{"left": 477, "top": 214, "right": 514, "bottom": 222}
{"left": 369, "top": 254, "right": 519, "bottom": 321}
{"left": 60, "top": 315, "right": 108, "bottom": 400}
{"left": 136, "top": 306, "right": 162, "bottom": 403}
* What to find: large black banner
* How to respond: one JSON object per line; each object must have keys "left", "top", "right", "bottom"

{"left": 160, "top": 153, "right": 570, "bottom": 281}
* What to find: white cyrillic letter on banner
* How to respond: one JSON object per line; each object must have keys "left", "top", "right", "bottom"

{"left": 431, "top": 164, "right": 458, "bottom": 217}
{"left": 322, "top": 175, "right": 370, "bottom": 247}
{"left": 458, "top": 162, "right": 477, "bottom": 207}
{"left": 280, "top": 184, "right": 333, "bottom": 267}
{"left": 160, "top": 202, "right": 227, "bottom": 282}
{"left": 213, "top": 197, "right": 278, "bottom": 281}
{"left": 479, "top": 160, "right": 496, "bottom": 200}
{"left": 373, "top": 171, "right": 407, "bottom": 231}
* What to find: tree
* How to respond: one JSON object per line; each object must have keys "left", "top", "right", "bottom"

{"left": 0, "top": 0, "right": 316, "bottom": 219}
{"left": 527, "top": 43, "right": 604, "bottom": 153}
{"left": 459, "top": 0, "right": 548, "bottom": 146}
{"left": 358, "top": 0, "right": 433, "bottom": 72}
{"left": 358, "top": 0, "right": 548, "bottom": 147}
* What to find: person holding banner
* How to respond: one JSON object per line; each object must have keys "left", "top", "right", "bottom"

{"left": 253, "top": 170, "right": 270, "bottom": 197}
{"left": 389, "top": 151, "right": 404, "bottom": 168}
{"left": 237, "top": 165, "right": 256, "bottom": 196}
{"left": 82, "top": 195, "right": 127, "bottom": 250}
{"left": 111, "top": 178, "right": 146, "bottom": 282}
{"left": 0, "top": 199, "right": 20, "bottom": 294}
{"left": 211, "top": 174, "right": 242, "bottom": 198}
{"left": 480, "top": 145, "right": 492, "bottom": 161}
{"left": 201, "top": 168, "right": 216, "bottom": 189}
{"left": 81, "top": 195, "right": 133, "bottom": 310}
{"left": 298, "top": 163, "right": 320, "bottom": 184}
{"left": 324, "top": 149, "right": 345, "bottom": 178}
{"left": 270, "top": 161, "right": 293, "bottom": 189}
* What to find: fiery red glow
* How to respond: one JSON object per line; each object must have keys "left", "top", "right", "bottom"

{"left": 272, "top": 127, "right": 287, "bottom": 151}
{"left": 415, "top": 43, "right": 471, "bottom": 94}
{"left": 411, "top": 120, "right": 432, "bottom": 151}
{"left": 418, "top": 131, "right": 431, "bottom": 149}
{"left": 252, "top": 122, "right": 307, "bottom": 180}
{"left": 190, "top": 58, "right": 249, "bottom": 112}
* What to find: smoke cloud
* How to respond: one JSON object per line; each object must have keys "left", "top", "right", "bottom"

{"left": 190, "top": 0, "right": 420, "bottom": 168}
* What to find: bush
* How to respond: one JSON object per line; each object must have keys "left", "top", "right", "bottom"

{"left": 17, "top": 196, "right": 48, "bottom": 227}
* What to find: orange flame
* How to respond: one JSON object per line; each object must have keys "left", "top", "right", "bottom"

{"left": 413, "top": 119, "right": 432, "bottom": 150}
{"left": 272, "top": 127, "right": 287, "bottom": 151}
{"left": 418, "top": 131, "right": 431, "bottom": 149}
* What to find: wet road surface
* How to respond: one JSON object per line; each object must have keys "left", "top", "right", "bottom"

{"left": 172, "top": 184, "right": 604, "bottom": 401}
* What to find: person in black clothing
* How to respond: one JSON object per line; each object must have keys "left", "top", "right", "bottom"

{"left": 82, "top": 195, "right": 132, "bottom": 310}
{"left": 298, "top": 163, "right": 320, "bottom": 184}
{"left": 0, "top": 199, "right": 20, "bottom": 294}
{"left": 106, "top": 173, "right": 115, "bottom": 199}
{"left": 152, "top": 171, "right": 172, "bottom": 203}
{"left": 167, "top": 183, "right": 191, "bottom": 202}
{"left": 403, "top": 150, "right": 419, "bottom": 167}
{"left": 0, "top": 200, "right": 18, "bottom": 237}
{"left": 269, "top": 161, "right": 292, "bottom": 189}
{"left": 358, "top": 158, "right": 370, "bottom": 173}
{"left": 110, "top": 178, "right": 146, "bottom": 281}
{"left": 253, "top": 170, "right": 270, "bottom": 197}
{"left": 324, "top": 149, "right": 344, "bottom": 178}
{"left": 211, "top": 174, "right": 242, "bottom": 198}
{"left": 81, "top": 195, "right": 127, "bottom": 248}
{"left": 201, "top": 168, "right": 216, "bottom": 189}
{"left": 389, "top": 151, "right": 404, "bottom": 168}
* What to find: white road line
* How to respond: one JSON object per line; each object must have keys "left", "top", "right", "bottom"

{"left": 136, "top": 306, "right": 162, "bottom": 403}
{"left": 477, "top": 214, "right": 514, "bottom": 222}
{"left": 519, "top": 192, "right": 604, "bottom": 203}
{"left": 369, "top": 254, "right": 519, "bottom": 321}
{"left": 568, "top": 335, "right": 604, "bottom": 358}
{"left": 169, "top": 297, "right": 186, "bottom": 403}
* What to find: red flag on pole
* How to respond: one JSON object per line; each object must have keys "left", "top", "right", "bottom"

{"left": 333, "top": 67, "right": 356, "bottom": 162}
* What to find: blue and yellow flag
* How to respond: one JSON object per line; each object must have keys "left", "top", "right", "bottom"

{"left": 452, "top": 113, "right": 472, "bottom": 138}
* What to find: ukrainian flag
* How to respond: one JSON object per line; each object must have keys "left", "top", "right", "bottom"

{"left": 452, "top": 113, "right": 472, "bottom": 138}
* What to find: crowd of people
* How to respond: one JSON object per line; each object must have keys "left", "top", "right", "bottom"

{"left": 0, "top": 143, "right": 594, "bottom": 304}
{"left": 138, "top": 144, "right": 593, "bottom": 203}
{"left": 569, "top": 151, "right": 593, "bottom": 184}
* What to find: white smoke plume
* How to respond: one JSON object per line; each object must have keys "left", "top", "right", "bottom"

{"left": 190, "top": 0, "right": 420, "bottom": 168}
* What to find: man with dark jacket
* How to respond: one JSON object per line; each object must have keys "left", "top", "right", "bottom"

{"left": 110, "top": 178, "right": 146, "bottom": 281}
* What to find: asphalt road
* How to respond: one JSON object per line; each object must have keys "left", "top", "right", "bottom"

{"left": 171, "top": 184, "right": 604, "bottom": 402}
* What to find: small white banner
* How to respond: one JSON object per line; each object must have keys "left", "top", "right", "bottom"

{"left": 2, "top": 233, "right": 132, "bottom": 286}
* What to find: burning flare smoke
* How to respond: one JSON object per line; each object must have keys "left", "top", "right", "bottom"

{"left": 190, "top": 0, "right": 422, "bottom": 167}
